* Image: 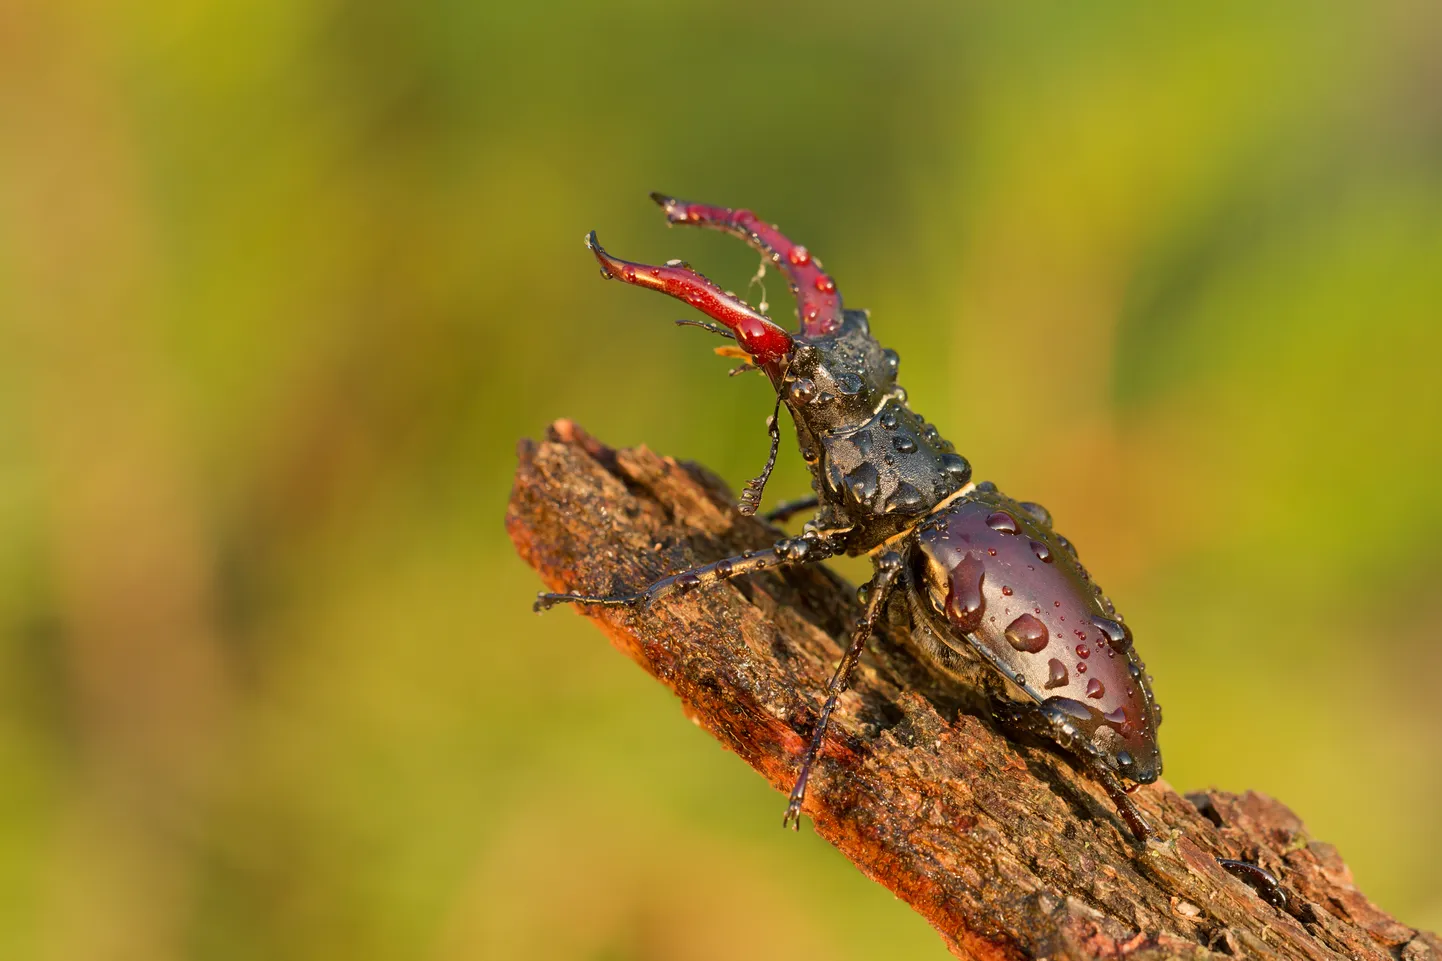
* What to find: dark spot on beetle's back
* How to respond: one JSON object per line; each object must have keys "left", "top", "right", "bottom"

{"left": 1004, "top": 613, "right": 1049, "bottom": 653}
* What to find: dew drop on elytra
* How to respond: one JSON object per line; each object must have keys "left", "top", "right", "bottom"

{"left": 986, "top": 511, "right": 1019, "bottom": 534}
{"left": 1005, "top": 613, "right": 1049, "bottom": 653}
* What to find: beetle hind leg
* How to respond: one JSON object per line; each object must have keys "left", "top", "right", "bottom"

{"left": 783, "top": 551, "right": 903, "bottom": 829}
{"left": 992, "top": 700, "right": 1153, "bottom": 841}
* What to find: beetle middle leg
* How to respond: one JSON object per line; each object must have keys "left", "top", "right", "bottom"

{"left": 783, "top": 550, "right": 903, "bottom": 829}
{"left": 763, "top": 495, "right": 821, "bottom": 525}
{"left": 534, "top": 533, "right": 837, "bottom": 613}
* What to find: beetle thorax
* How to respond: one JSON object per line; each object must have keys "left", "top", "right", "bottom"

{"left": 781, "top": 311, "right": 973, "bottom": 550}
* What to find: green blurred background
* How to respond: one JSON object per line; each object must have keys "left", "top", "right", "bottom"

{"left": 2, "top": 1, "right": 1440, "bottom": 958}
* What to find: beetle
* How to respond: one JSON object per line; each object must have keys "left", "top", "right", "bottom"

{"left": 535, "top": 193, "right": 1162, "bottom": 840}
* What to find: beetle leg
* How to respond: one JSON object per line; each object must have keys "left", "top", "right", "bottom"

{"left": 763, "top": 495, "right": 821, "bottom": 525}
{"left": 652, "top": 193, "right": 846, "bottom": 337}
{"left": 992, "top": 700, "right": 1153, "bottom": 841}
{"left": 534, "top": 532, "right": 835, "bottom": 613}
{"left": 783, "top": 550, "right": 903, "bottom": 829}
{"left": 737, "top": 395, "right": 783, "bottom": 516}
{"left": 586, "top": 232, "right": 793, "bottom": 368}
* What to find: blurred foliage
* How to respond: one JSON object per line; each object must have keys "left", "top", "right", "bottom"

{"left": 1, "top": 1, "right": 1440, "bottom": 958}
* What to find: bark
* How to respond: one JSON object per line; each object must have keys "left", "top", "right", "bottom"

{"left": 506, "top": 420, "right": 1437, "bottom": 961}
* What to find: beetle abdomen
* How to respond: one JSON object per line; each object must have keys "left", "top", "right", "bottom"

{"left": 911, "top": 489, "right": 1161, "bottom": 783}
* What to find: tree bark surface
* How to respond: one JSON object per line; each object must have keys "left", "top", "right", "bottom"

{"left": 506, "top": 420, "right": 1437, "bottom": 961}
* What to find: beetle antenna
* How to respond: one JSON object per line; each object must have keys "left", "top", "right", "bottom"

{"left": 651, "top": 193, "right": 844, "bottom": 337}
{"left": 673, "top": 318, "right": 736, "bottom": 340}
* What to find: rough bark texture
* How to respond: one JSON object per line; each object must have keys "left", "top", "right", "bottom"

{"left": 506, "top": 421, "right": 1437, "bottom": 961}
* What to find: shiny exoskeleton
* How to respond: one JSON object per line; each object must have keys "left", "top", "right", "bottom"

{"left": 535, "top": 194, "right": 1162, "bottom": 839}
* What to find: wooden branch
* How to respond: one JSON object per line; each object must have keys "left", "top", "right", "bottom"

{"left": 506, "top": 420, "right": 1437, "bottom": 961}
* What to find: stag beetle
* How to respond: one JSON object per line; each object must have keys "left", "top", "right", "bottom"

{"left": 535, "top": 194, "right": 1162, "bottom": 840}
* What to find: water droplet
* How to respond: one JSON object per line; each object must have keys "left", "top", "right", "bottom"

{"left": 815, "top": 275, "right": 835, "bottom": 292}
{"left": 817, "top": 392, "right": 835, "bottom": 404}
{"left": 986, "top": 511, "right": 1019, "bottom": 534}
{"left": 1004, "top": 613, "right": 1049, "bottom": 653}
{"left": 882, "top": 349, "right": 900, "bottom": 374}
{"left": 1100, "top": 595, "right": 1116, "bottom": 615}
{"left": 1116, "top": 749, "right": 1133, "bottom": 766}
{"left": 1030, "top": 540, "right": 1053, "bottom": 563}
{"left": 890, "top": 482, "right": 925, "bottom": 512}
{"left": 1075, "top": 644, "right": 1090, "bottom": 659}
{"left": 715, "top": 560, "right": 733, "bottom": 577}
{"left": 922, "top": 424, "right": 941, "bottom": 444}
{"left": 947, "top": 552, "right": 986, "bottom": 631}
{"left": 1086, "top": 678, "right": 1105, "bottom": 699}
{"left": 1001, "top": 586, "right": 1013, "bottom": 596}
{"left": 879, "top": 410, "right": 898, "bottom": 430}
{"left": 1020, "top": 501, "right": 1052, "bottom": 526}
{"left": 834, "top": 372, "right": 863, "bottom": 395}
{"left": 893, "top": 435, "right": 917, "bottom": 453}
{"left": 789, "top": 246, "right": 811, "bottom": 266}
{"left": 677, "top": 573, "right": 701, "bottom": 592}
{"left": 987, "top": 548, "right": 996, "bottom": 556}
{"left": 1045, "top": 658, "right": 1068, "bottom": 689}
{"left": 1047, "top": 697, "right": 1092, "bottom": 721}
{"left": 941, "top": 453, "right": 971, "bottom": 482}
{"left": 801, "top": 447, "right": 818, "bottom": 463}
{"left": 846, "top": 462, "right": 880, "bottom": 505}
{"left": 975, "top": 481, "right": 997, "bottom": 493}
{"left": 1091, "top": 615, "right": 1133, "bottom": 653}
{"left": 1056, "top": 534, "right": 1076, "bottom": 555}
{"left": 1128, "top": 662, "right": 1142, "bottom": 679}
{"left": 788, "top": 377, "right": 816, "bottom": 403}
{"left": 1076, "top": 662, "right": 1087, "bottom": 674}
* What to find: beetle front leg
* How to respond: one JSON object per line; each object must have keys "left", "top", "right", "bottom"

{"left": 533, "top": 533, "right": 836, "bottom": 613}
{"left": 783, "top": 550, "right": 903, "bottom": 829}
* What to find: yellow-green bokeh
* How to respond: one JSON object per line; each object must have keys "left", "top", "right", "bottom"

{"left": 2, "top": 2, "right": 1439, "bottom": 958}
